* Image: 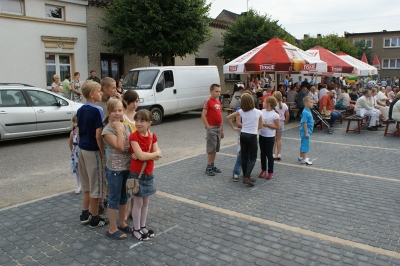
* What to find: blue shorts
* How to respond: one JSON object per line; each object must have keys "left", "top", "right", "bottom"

{"left": 276, "top": 120, "right": 285, "bottom": 132}
{"left": 300, "top": 136, "right": 310, "bottom": 153}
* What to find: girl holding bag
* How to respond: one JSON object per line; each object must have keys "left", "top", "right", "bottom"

{"left": 129, "top": 109, "right": 162, "bottom": 241}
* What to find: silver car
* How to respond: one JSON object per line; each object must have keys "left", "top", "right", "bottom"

{"left": 0, "top": 83, "right": 82, "bottom": 141}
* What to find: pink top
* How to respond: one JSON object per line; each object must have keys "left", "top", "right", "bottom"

{"left": 275, "top": 103, "right": 288, "bottom": 121}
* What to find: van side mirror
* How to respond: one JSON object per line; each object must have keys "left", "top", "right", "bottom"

{"left": 156, "top": 83, "right": 164, "bottom": 92}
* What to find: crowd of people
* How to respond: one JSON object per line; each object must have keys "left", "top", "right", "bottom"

{"left": 67, "top": 77, "right": 160, "bottom": 241}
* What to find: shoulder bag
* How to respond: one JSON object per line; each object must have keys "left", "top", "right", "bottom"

{"left": 126, "top": 133, "right": 153, "bottom": 196}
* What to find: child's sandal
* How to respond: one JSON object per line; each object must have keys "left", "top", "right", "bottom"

{"left": 132, "top": 229, "right": 149, "bottom": 241}
{"left": 141, "top": 226, "right": 155, "bottom": 238}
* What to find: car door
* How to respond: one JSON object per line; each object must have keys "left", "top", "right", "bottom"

{"left": 0, "top": 89, "right": 36, "bottom": 135}
{"left": 26, "top": 90, "right": 73, "bottom": 132}
{"left": 154, "top": 70, "right": 178, "bottom": 115}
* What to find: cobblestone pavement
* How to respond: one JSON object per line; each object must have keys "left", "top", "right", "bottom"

{"left": 1, "top": 121, "right": 400, "bottom": 265}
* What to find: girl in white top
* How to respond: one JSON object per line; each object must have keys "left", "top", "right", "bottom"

{"left": 273, "top": 91, "right": 289, "bottom": 160}
{"left": 258, "top": 96, "right": 280, "bottom": 179}
{"left": 227, "top": 93, "right": 262, "bottom": 186}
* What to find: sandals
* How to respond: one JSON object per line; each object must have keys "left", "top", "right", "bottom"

{"left": 276, "top": 154, "right": 281, "bottom": 160}
{"left": 106, "top": 230, "right": 127, "bottom": 240}
{"left": 118, "top": 225, "right": 133, "bottom": 233}
{"left": 132, "top": 229, "right": 150, "bottom": 241}
{"left": 141, "top": 226, "right": 156, "bottom": 238}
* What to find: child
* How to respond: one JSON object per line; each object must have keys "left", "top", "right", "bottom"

{"left": 122, "top": 90, "right": 139, "bottom": 220}
{"left": 232, "top": 105, "right": 242, "bottom": 182}
{"left": 129, "top": 109, "right": 162, "bottom": 241}
{"left": 258, "top": 97, "right": 280, "bottom": 179}
{"left": 69, "top": 115, "right": 81, "bottom": 194}
{"left": 298, "top": 96, "right": 314, "bottom": 165}
{"left": 102, "top": 99, "right": 132, "bottom": 240}
{"left": 227, "top": 93, "right": 262, "bottom": 186}
{"left": 201, "top": 84, "right": 224, "bottom": 176}
{"left": 77, "top": 80, "right": 108, "bottom": 228}
{"left": 273, "top": 91, "right": 289, "bottom": 160}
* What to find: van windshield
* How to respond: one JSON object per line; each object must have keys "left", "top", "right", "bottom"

{"left": 122, "top": 70, "right": 159, "bottom": 90}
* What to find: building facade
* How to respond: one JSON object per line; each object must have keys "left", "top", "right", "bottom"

{"left": 86, "top": 1, "right": 239, "bottom": 93}
{"left": 345, "top": 30, "right": 400, "bottom": 78}
{"left": 0, "top": 0, "right": 88, "bottom": 89}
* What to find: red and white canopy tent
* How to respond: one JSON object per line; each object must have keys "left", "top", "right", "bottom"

{"left": 223, "top": 38, "right": 327, "bottom": 75}
{"left": 372, "top": 54, "right": 380, "bottom": 69}
{"left": 305, "top": 46, "right": 356, "bottom": 76}
{"left": 361, "top": 53, "right": 369, "bottom": 64}
{"left": 336, "top": 52, "right": 378, "bottom": 76}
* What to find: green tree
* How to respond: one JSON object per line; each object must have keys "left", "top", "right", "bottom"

{"left": 101, "top": 0, "right": 211, "bottom": 66}
{"left": 217, "top": 9, "right": 296, "bottom": 61}
{"left": 298, "top": 34, "right": 359, "bottom": 58}
{"left": 353, "top": 40, "right": 373, "bottom": 63}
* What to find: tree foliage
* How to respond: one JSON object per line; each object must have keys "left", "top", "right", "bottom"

{"left": 101, "top": 0, "right": 211, "bottom": 66}
{"left": 298, "top": 34, "right": 360, "bottom": 58}
{"left": 353, "top": 40, "right": 373, "bottom": 64}
{"left": 216, "top": 9, "right": 296, "bottom": 61}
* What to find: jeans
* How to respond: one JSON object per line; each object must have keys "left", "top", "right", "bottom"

{"left": 259, "top": 135, "right": 275, "bottom": 173}
{"left": 240, "top": 132, "right": 258, "bottom": 178}
{"left": 104, "top": 167, "right": 129, "bottom": 210}
{"left": 232, "top": 151, "right": 242, "bottom": 176}
{"left": 329, "top": 110, "right": 342, "bottom": 125}
{"left": 337, "top": 105, "right": 349, "bottom": 110}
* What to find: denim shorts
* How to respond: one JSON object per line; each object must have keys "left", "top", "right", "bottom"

{"left": 128, "top": 172, "right": 156, "bottom": 197}
{"left": 276, "top": 120, "right": 285, "bottom": 132}
{"left": 104, "top": 168, "right": 129, "bottom": 210}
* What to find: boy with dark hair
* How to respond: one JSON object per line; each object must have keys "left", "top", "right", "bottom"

{"left": 201, "top": 84, "right": 224, "bottom": 176}
{"left": 77, "top": 80, "right": 109, "bottom": 228}
{"left": 298, "top": 96, "right": 314, "bottom": 165}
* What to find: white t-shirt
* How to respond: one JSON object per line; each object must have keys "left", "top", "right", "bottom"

{"left": 275, "top": 103, "right": 288, "bottom": 121}
{"left": 259, "top": 109, "right": 279, "bottom": 137}
{"left": 238, "top": 109, "right": 262, "bottom": 135}
{"left": 319, "top": 88, "right": 328, "bottom": 100}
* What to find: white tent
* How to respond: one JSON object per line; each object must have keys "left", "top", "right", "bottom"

{"left": 336, "top": 52, "right": 378, "bottom": 76}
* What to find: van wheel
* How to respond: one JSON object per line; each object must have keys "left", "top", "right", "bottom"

{"left": 150, "top": 107, "right": 162, "bottom": 125}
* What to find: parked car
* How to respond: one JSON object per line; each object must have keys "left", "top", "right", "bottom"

{"left": 122, "top": 66, "right": 220, "bottom": 124}
{"left": 0, "top": 83, "right": 82, "bottom": 141}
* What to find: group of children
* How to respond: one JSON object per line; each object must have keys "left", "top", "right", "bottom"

{"left": 68, "top": 78, "right": 160, "bottom": 241}
{"left": 203, "top": 84, "right": 314, "bottom": 187}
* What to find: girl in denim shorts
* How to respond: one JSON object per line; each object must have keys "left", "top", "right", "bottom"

{"left": 102, "top": 99, "right": 132, "bottom": 240}
{"left": 129, "top": 109, "right": 162, "bottom": 241}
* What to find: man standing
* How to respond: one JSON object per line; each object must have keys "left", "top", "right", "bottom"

{"left": 284, "top": 76, "right": 289, "bottom": 87}
{"left": 87, "top": 70, "right": 101, "bottom": 84}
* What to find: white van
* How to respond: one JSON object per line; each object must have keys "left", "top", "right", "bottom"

{"left": 122, "top": 66, "right": 220, "bottom": 124}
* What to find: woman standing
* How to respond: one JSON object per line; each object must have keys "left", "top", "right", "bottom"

{"left": 71, "top": 72, "right": 83, "bottom": 102}
{"left": 51, "top": 74, "right": 64, "bottom": 96}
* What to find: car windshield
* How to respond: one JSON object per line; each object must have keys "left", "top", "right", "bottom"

{"left": 122, "top": 70, "right": 159, "bottom": 90}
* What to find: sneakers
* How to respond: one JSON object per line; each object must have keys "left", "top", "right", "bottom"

{"left": 243, "top": 178, "right": 254, "bottom": 186}
{"left": 80, "top": 212, "right": 92, "bottom": 225}
{"left": 298, "top": 156, "right": 303, "bottom": 162}
{"left": 212, "top": 166, "right": 221, "bottom": 173}
{"left": 248, "top": 177, "right": 256, "bottom": 183}
{"left": 232, "top": 175, "right": 239, "bottom": 182}
{"left": 74, "top": 187, "right": 82, "bottom": 194}
{"left": 302, "top": 158, "right": 313, "bottom": 165}
{"left": 267, "top": 173, "right": 274, "bottom": 179}
{"left": 89, "top": 216, "right": 109, "bottom": 228}
{"left": 258, "top": 171, "right": 266, "bottom": 178}
{"left": 205, "top": 168, "right": 215, "bottom": 176}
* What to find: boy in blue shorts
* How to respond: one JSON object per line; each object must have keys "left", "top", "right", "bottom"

{"left": 77, "top": 80, "right": 109, "bottom": 228}
{"left": 298, "top": 96, "right": 314, "bottom": 165}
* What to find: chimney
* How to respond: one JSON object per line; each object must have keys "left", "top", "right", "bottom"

{"left": 304, "top": 34, "right": 309, "bottom": 39}
{"left": 317, "top": 34, "right": 322, "bottom": 38}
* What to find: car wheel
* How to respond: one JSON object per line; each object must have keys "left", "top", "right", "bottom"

{"left": 150, "top": 107, "right": 162, "bottom": 125}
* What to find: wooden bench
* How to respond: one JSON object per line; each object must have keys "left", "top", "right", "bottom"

{"left": 383, "top": 120, "right": 400, "bottom": 137}
{"left": 345, "top": 108, "right": 354, "bottom": 117}
{"left": 346, "top": 115, "right": 365, "bottom": 134}
{"left": 223, "top": 107, "right": 235, "bottom": 115}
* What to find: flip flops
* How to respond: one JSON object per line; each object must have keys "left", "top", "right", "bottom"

{"left": 106, "top": 230, "right": 127, "bottom": 240}
{"left": 117, "top": 225, "right": 133, "bottom": 233}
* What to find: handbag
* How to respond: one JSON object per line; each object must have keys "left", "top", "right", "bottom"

{"left": 335, "top": 100, "right": 343, "bottom": 109}
{"left": 126, "top": 133, "right": 153, "bottom": 196}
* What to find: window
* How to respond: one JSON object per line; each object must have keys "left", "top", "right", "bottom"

{"left": 157, "top": 71, "right": 174, "bottom": 89}
{"left": 45, "top": 5, "right": 63, "bottom": 19}
{"left": 0, "top": 90, "right": 27, "bottom": 107}
{"left": 45, "top": 54, "right": 71, "bottom": 88}
{"left": 100, "top": 54, "right": 123, "bottom": 80}
{"left": 382, "top": 59, "right": 400, "bottom": 69}
{"left": 27, "top": 90, "right": 60, "bottom": 106}
{"left": 384, "top": 37, "right": 400, "bottom": 48}
{"left": 0, "top": 0, "right": 24, "bottom": 15}
{"left": 225, "top": 73, "right": 241, "bottom": 81}
{"left": 353, "top": 38, "right": 372, "bottom": 48}
{"left": 195, "top": 58, "right": 209, "bottom": 65}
